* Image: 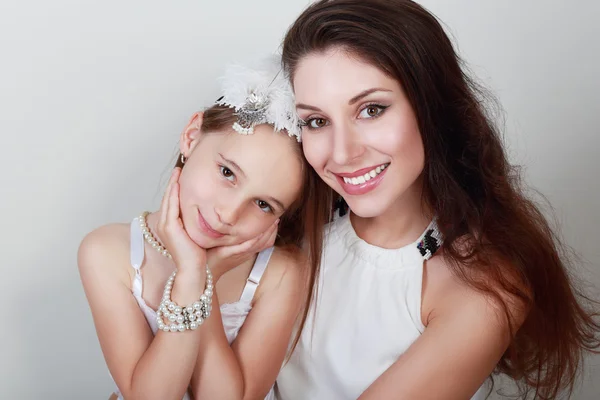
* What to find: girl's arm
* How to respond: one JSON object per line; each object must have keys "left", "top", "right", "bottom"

{"left": 78, "top": 227, "right": 205, "bottom": 400}
{"left": 79, "top": 168, "right": 207, "bottom": 400}
{"left": 190, "top": 248, "right": 305, "bottom": 400}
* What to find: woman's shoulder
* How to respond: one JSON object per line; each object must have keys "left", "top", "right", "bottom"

{"left": 78, "top": 222, "right": 133, "bottom": 286}
{"left": 422, "top": 245, "right": 528, "bottom": 331}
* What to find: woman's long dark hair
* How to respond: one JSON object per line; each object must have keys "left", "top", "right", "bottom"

{"left": 282, "top": 1, "right": 600, "bottom": 397}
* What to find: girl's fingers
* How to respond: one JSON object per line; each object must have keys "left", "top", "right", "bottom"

{"left": 209, "top": 218, "right": 279, "bottom": 265}
{"left": 265, "top": 223, "right": 278, "bottom": 247}
{"left": 159, "top": 168, "right": 180, "bottom": 226}
{"left": 225, "top": 231, "right": 265, "bottom": 257}
{"left": 158, "top": 182, "right": 172, "bottom": 227}
{"left": 166, "top": 182, "right": 180, "bottom": 225}
{"left": 259, "top": 219, "right": 279, "bottom": 250}
{"left": 239, "top": 219, "right": 278, "bottom": 254}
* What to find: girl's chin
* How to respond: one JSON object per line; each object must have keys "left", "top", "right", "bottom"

{"left": 189, "top": 234, "right": 221, "bottom": 250}
{"left": 191, "top": 234, "right": 245, "bottom": 250}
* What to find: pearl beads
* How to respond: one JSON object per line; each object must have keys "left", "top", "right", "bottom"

{"left": 139, "top": 211, "right": 172, "bottom": 260}
{"left": 138, "top": 211, "right": 214, "bottom": 333}
{"left": 154, "top": 267, "right": 213, "bottom": 332}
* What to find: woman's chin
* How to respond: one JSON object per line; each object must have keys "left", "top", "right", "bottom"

{"left": 343, "top": 198, "right": 390, "bottom": 219}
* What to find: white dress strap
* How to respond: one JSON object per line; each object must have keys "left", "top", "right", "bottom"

{"left": 130, "top": 218, "right": 145, "bottom": 297}
{"left": 239, "top": 247, "right": 274, "bottom": 303}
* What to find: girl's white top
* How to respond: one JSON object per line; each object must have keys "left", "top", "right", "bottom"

{"left": 110, "top": 217, "right": 277, "bottom": 399}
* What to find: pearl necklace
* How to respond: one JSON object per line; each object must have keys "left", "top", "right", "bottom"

{"left": 139, "top": 211, "right": 172, "bottom": 259}
{"left": 138, "top": 211, "right": 213, "bottom": 332}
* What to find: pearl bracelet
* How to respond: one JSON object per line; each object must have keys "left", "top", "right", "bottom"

{"left": 155, "top": 266, "right": 214, "bottom": 332}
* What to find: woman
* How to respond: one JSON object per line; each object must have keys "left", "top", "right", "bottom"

{"left": 275, "top": 1, "right": 600, "bottom": 399}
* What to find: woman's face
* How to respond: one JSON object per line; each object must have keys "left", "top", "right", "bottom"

{"left": 178, "top": 118, "right": 304, "bottom": 249}
{"left": 293, "top": 49, "right": 425, "bottom": 218}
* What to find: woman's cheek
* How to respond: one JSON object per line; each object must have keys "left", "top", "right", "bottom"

{"left": 302, "top": 134, "right": 328, "bottom": 172}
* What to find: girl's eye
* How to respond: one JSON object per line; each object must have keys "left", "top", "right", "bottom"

{"left": 220, "top": 166, "right": 235, "bottom": 181}
{"left": 256, "top": 199, "right": 273, "bottom": 213}
{"left": 304, "top": 117, "right": 329, "bottom": 130}
{"left": 358, "top": 104, "right": 388, "bottom": 119}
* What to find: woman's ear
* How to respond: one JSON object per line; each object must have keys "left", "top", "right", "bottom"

{"left": 179, "top": 112, "right": 204, "bottom": 157}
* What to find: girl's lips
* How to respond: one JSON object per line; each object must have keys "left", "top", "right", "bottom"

{"left": 197, "top": 209, "right": 225, "bottom": 239}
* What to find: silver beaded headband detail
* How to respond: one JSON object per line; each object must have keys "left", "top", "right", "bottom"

{"left": 215, "top": 55, "right": 302, "bottom": 142}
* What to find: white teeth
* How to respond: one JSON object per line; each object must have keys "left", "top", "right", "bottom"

{"left": 341, "top": 163, "right": 389, "bottom": 186}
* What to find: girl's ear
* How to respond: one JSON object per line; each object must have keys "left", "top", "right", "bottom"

{"left": 179, "top": 112, "right": 204, "bottom": 157}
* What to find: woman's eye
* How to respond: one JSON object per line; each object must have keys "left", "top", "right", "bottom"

{"left": 359, "top": 104, "right": 387, "bottom": 119}
{"left": 256, "top": 199, "right": 273, "bottom": 213}
{"left": 220, "top": 166, "right": 235, "bottom": 181}
{"left": 305, "top": 117, "right": 329, "bottom": 129}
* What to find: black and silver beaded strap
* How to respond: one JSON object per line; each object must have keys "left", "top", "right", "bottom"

{"left": 416, "top": 222, "right": 443, "bottom": 260}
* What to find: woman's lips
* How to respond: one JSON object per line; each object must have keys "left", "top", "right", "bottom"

{"left": 334, "top": 163, "right": 389, "bottom": 196}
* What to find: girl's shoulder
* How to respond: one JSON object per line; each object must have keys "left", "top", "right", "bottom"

{"left": 254, "top": 246, "right": 305, "bottom": 303}
{"left": 78, "top": 222, "right": 133, "bottom": 288}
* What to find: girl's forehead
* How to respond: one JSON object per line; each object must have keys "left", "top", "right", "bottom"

{"left": 203, "top": 127, "right": 304, "bottom": 201}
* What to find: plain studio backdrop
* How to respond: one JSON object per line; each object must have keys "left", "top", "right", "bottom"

{"left": 1, "top": 0, "right": 599, "bottom": 398}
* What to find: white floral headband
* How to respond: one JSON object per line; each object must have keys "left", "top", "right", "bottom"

{"left": 215, "top": 55, "right": 302, "bottom": 142}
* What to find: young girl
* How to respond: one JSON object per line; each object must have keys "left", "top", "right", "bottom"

{"left": 78, "top": 57, "right": 331, "bottom": 400}
{"left": 275, "top": 1, "right": 600, "bottom": 399}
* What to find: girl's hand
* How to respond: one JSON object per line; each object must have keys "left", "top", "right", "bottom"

{"left": 206, "top": 219, "right": 279, "bottom": 281}
{"left": 156, "top": 167, "right": 207, "bottom": 273}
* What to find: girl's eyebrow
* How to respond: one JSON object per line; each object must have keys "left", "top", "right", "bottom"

{"left": 219, "top": 153, "right": 286, "bottom": 212}
{"left": 219, "top": 153, "right": 246, "bottom": 179}
{"left": 266, "top": 196, "right": 285, "bottom": 212}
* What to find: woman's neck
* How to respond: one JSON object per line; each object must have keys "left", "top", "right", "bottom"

{"left": 350, "top": 182, "right": 431, "bottom": 249}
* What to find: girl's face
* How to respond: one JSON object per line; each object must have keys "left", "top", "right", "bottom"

{"left": 178, "top": 115, "right": 304, "bottom": 249}
{"left": 293, "top": 49, "right": 425, "bottom": 218}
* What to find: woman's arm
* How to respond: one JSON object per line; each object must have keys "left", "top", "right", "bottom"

{"left": 190, "top": 249, "right": 304, "bottom": 400}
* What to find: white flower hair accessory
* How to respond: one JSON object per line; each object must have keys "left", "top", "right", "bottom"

{"left": 215, "top": 55, "right": 301, "bottom": 141}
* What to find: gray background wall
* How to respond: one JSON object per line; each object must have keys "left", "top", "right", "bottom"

{"left": 1, "top": 1, "right": 598, "bottom": 398}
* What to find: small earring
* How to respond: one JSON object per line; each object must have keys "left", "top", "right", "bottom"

{"left": 180, "top": 153, "right": 187, "bottom": 164}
